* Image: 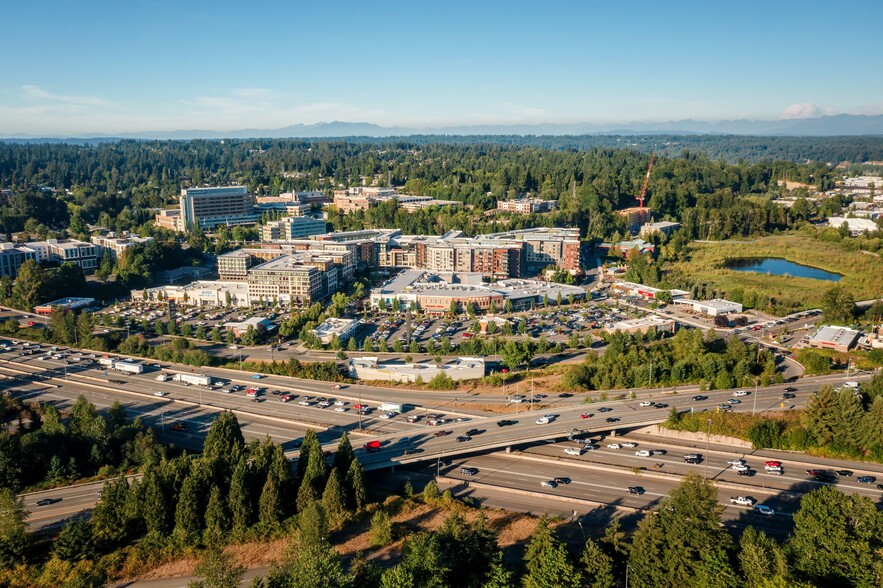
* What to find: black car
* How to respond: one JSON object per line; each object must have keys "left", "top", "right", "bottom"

{"left": 558, "top": 393, "right": 573, "bottom": 398}
{"left": 605, "top": 417, "right": 620, "bottom": 423}
{"left": 654, "top": 403, "right": 668, "bottom": 409}
{"left": 554, "top": 476, "right": 572, "bottom": 485}
{"left": 402, "top": 448, "right": 423, "bottom": 455}
{"left": 835, "top": 470, "right": 853, "bottom": 477}
{"left": 782, "top": 393, "right": 796, "bottom": 399}
{"left": 737, "top": 469, "right": 754, "bottom": 477}
{"left": 857, "top": 476, "right": 876, "bottom": 484}
{"left": 598, "top": 407, "right": 613, "bottom": 413}
{"left": 455, "top": 436, "right": 472, "bottom": 443}
{"left": 693, "top": 395, "right": 708, "bottom": 401}
{"left": 497, "top": 419, "right": 517, "bottom": 427}
{"left": 784, "top": 387, "right": 797, "bottom": 392}
{"left": 460, "top": 467, "right": 478, "bottom": 476}
{"left": 466, "top": 429, "right": 482, "bottom": 437}
{"left": 36, "top": 498, "right": 60, "bottom": 506}
{"left": 627, "top": 486, "right": 645, "bottom": 495}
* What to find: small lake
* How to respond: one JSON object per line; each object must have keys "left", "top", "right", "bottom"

{"left": 724, "top": 257, "right": 842, "bottom": 282}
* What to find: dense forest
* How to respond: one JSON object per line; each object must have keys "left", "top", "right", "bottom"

{"left": 0, "top": 139, "right": 841, "bottom": 242}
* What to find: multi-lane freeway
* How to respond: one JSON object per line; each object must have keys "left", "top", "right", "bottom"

{"left": 2, "top": 338, "right": 877, "bottom": 533}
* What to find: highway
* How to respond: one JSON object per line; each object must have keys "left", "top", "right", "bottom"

{"left": 21, "top": 477, "right": 141, "bottom": 532}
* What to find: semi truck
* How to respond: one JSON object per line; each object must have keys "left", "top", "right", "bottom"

{"left": 378, "top": 402, "right": 403, "bottom": 413}
{"left": 114, "top": 360, "right": 144, "bottom": 374}
{"left": 173, "top": 373, "right": 212, "bottom": 387}
{"left": 98, "top": 356, "right": 116, "bottom": 368}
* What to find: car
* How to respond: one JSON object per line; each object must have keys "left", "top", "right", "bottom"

{"left": 764, "top": 461, "right": 782, "bottom": 468}
{"left": 693, "top": 395, "right": 708, "bottom": 401}
{"left": 857, "top": 476, "right": 876, "bottom": 484}
{"left": 650, "top": 449, "right": 667, "bottom": 456}
{"left": 728, "top": 458, "right": 746, "bottom": 466}
{"left": 754, "top": 505, "right": 775, "bottom": 516}
{"left": 621, "top": 442, "right": 637, "bottom": 448}
{"left": 36, "top": 498, "right": 59, "bottom": 506}
{"left": 496, "top": 419, "right": 517, "bottom": 427}
{"left": 814, "top": 473, "right": 834, "bottom": 483}
{"left": 806, "top": 469, "right": 823, "bottom": 476}
{"left": 554, "top": 477, "right": 571, "bottom": 485}
{"left": 732, "top": 464, "right": 750, "bottom": 472}
{"left": 564, "top": 447, "right": 583, "bottom": 456}
{"left": 460, "top": 467, "right": 478, "bottom": 476}
{"left": 540, "top": 480, "right": 558, "bottom": 489}
{"left": 402, "top": 448, "right": 423, "bottom": 455}
{"left": 433, "top": 430, "right": 452, "bottom": 437}
{"left": 835, "top": 470, "right": 853, "bottom": 477}
{"left": 331, "top": 384, "right": 342, "bottom": 390}
{"left": 684, "top": 454, "right": 702, "bottom": 464}
{"left": 558, "top": 393, "right": 573, "bottom": 398}
{"left": 782, "top": 393, "right": 796, "bottom": 399}
{"left": 535, "top": 416, "right": 552, "bottom": 425}
{"left": 334, "top": 407, "right": 348, "bottom": 412}
{"left": 583, "top": 444, "right": 600, "bottom": 451}
{"left": 466, "top": 429, "right": 481, "bottom": 436}
{"left": 635, "top": 450, "right": 652, "bottom": 457}
{"left": 171, "top": 423, "right": 187, "bottom": 432}
{"left": 606, "top": 417, "right": 620, "bottom": 423}
{"left": 766, "top": 468, "right": 784, "bottom": 476}
{"left": 607, "top": 443, "right": 622, "bottom": 449}
{"left": 639, "top": 401, "right": 653, "bottom": 407}
{"left": 718, "top": 404, "right": 732, "bottom": 411}
{"left": 455, "top": 436, "right": 472, "bottom": 443}
{"left": 378, "top": 412, "right": 394, "bottom": 420}
{"left": 627, "top": 486, "right": 645, "bottom": 495}
{"left": 579, "top": 413, "right": 594, "bottom": 419}
{"left": 737, "top": 469, "right": 754, "bottom": 477}
{"left": 727, "top": 398, "right": 741, "bottom": 405}
{"left": 153, "top": 391, "right": 167, "bottom": 397}
{"left": 598, "top": 407, "right": 612, "bottom": 413}
{"left": 877, "top": 483, "right": 883, "bottom": 490}
{"left": 654, "top": 403, "right": 668, "bottom": 409}
{"left": 733, "top": 390, "right": 749, "bottom": 397}
{"left": 784, "top": 387, "right": 797, "bottom": 392}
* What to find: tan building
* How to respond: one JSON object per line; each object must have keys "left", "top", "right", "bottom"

{"left": 247, "top": 256, "right": 323, "bottom": 305}
{"left": 496, "top": 198, "right": 557, "bottom": 214}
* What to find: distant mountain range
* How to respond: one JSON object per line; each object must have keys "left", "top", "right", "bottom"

{"left": 4, "top": 114, "right": 883, "bottom": 141}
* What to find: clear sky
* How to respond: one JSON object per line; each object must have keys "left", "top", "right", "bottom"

{"left": 1, "top": 0, "right": 880, "bottom": 135}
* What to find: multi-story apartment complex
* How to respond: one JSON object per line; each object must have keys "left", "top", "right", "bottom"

{"left": 496, "top": 198, "right": 557, "bottom": 214}
{"left": 90, "top": 233, "right": 155, "bottom": 260}
{"left": 261, "top": 216, "right": 328, "bottom": 241}
{"left": 19, "top": 239, "right": 99, "bottom": 272}
{"left": 180, "top": 186, "right": 258, "bottom": 230}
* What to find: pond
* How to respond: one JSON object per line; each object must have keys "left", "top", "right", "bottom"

{"left": 723, "top": 257, "right": 842, "bottom": 282}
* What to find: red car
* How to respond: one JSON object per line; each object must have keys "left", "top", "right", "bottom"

{"left": 765, "top": 461, "right": 781, "bottom": 468}
{"left": 579, "top": 413, "right": 593, "bottom": 419}
{"left": 353, "top": 404, "right": 364, "bottom": 409}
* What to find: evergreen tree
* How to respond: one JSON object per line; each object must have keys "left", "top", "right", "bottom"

{"left": 204, "top": 486, "right": 231, "bottom": 547}
{"left": 482, "top": 552, "right": 514, "bottom": 588}
{"left": 0, "top": 488, "right": 28, "bottom": 569}
{"left": 140, "top": 469, "right": 169, "bottom": 535}
{"left": 381, "top": 533, "right": 447, "bottom": 588}
{"left": 174, "top": 470, "right": 205, "bottom": 545}
{"left": 297, "top": 501, "right": 329, "bottom": 548}
{"left": 332, "top": 432, "right": 354, "bottom": 480}
{"left": 321, "top": 469, "right": 348, "bottom": 527}
{"left": 267, "top": 531, "right": 346, "bottom": 588}
{"left": 203, "top": 411, "right": 245, "bottom": 482}
{"left": 522, "top": 517, "right": 581, "bottom": 588}
{"left": 228, "top": 456, "right": 252, "bottom": 535}
{"left": 346, "top": 458, "right": 367, "bottom": 509}
{"left": 580, "top": 538, "right": 614, "bottom": 588}
{"left": 370, "top": 510, "right": 393, "bottom": 547}
{"left": 297, "top": 433, "right": 328, "bottom": 513}
{"left": 91, "top": 476, "right": 130, "bottom": 547}
{"left": 259, "top": 472, "right": 283, "bottom": 529}
{"left": 53, "top": 518, "right": 94, "bottom": 562}
{"left": 436, "top": 512, "right": 499, "bottom": 588}
{"left": 803, "top": 386, "right": 839, "bottom": 444}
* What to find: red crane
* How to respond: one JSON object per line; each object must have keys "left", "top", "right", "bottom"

{"left": 636, "top": 153, "right": 655, "bottom": 209}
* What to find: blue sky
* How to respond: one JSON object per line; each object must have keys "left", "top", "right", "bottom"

{"left": 1, "top": 0, "right": 880, "bottom": 134}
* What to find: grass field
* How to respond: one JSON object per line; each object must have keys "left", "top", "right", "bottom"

{"left": 668, "top": 234, "right": 883, "bottom": 311}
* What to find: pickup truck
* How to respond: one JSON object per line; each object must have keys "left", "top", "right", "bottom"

{"left": 730, "top": 496, "right": 756, "bottom": 506}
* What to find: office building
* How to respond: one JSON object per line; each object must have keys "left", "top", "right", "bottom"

{"left": 247, "top": 256, "right": 323, "bottom": 305}
{"left": 261, "top": 216, "right": 328, "bottom": 241}
{"left": 496, "top": 198, "right": 557, "bottom": 214}
{"left": 91, "top": 233, "right": 155, "bottom": 261}
{"left": 0, "top": 243, "right": 37, "bottom": 278}
{"left": 180, "top": 186, "right": 257, "bottom": 230}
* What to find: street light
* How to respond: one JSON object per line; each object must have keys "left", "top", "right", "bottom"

{"left": 753, "top": 378, "right": 759, "bottom": 415}
{"left": 704, "top": 418, "right": 711, "bottom": 479}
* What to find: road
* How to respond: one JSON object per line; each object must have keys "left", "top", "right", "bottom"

{"left": 21, "top": 477, "right": 142, "bottom": 532}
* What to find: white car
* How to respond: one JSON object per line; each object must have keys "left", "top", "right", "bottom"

{"left": 333, "top": 400, "right": 346, "bottom": 406}
{"left": 536, "top": 417, "right": 550, "bottom": 425}
{"left": 635, "top": 450, "right": 652, "bottom": 457}
{"left": 378, "top": 412, "right": 394, "bottom": 420}
{"left": 728, "top": 458, "right": 746, "bottom": 466}
{"left": 607, "top": 443, "right": 622, "bottom": 449}
{"left": 732, "top": 464, "right": 750, "bottom": 472}
{"left": 733, "top": 390, "right": 749, "bottom": 397}
{"left": 638, "top": 401, "right": 653, "bottom": 407}
{"left": 334, "top": 407, "right": 348, "bottom": 413}
{"left": 621, "top": 442, "right": 638, "bottom": 448}
{"left": 730, "top": 496, "right": 756, "bottom": 506}
{"left": 153, "top": 391, "right": 167, "bottom": 397}
{"left": 564, "top": 448, "right": 583, "bottom": 456}
{"left": 754, "top": 504, "right": 775, "bottom": 516}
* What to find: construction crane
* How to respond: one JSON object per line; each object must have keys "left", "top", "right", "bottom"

{"left": 636, "top": 153, "right": 655, "bottom": 209}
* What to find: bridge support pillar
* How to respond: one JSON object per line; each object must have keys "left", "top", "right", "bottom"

{"left": 505, "top": 446, "right": 512, "bottom": 454}
{"left": 390, "top": 465, "right": 395, "bottom": 473}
